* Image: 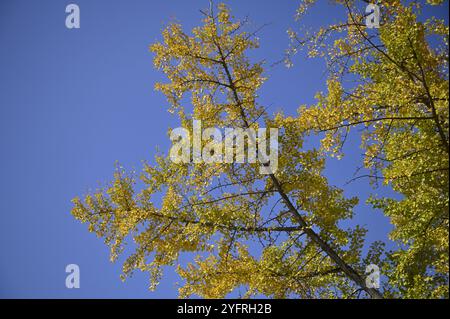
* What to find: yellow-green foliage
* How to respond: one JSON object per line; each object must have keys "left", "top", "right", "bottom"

{"left": 72, "top": 3, "right": 371, "bottom": 298}
{"left": 71, "top": 1, "right": 448, "bottom": 298}
{"left": 289, "top": 0, "right": 449, "bottom": 298}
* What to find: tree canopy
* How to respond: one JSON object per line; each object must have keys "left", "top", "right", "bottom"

{"left": 71, "top": 0, "right": 448, "bottom": 298}
{"left": 288, "top": 0, "right": 449, "bottom": 298}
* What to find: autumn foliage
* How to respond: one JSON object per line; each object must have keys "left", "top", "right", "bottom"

{"left": 72, "top": 1, "right": 448, "bottom": 298}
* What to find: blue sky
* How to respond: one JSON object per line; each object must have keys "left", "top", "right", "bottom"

{"left": 0, "top": 0, "right": 447, "bottom": 298}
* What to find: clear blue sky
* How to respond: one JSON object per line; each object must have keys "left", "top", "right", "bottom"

{"left": 0, "top": 0, "right": 447, "bottom": 298}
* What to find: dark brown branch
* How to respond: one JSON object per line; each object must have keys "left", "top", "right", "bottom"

{"left": 211, "top": 20, "right": 384, "bottom": 298}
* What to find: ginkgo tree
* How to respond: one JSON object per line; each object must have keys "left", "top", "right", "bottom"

{"left": 71, "top": 1, "right": 448, "bottom": 299}
{"left": 286, "top": 0, "right": 449, "bottom": 298}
